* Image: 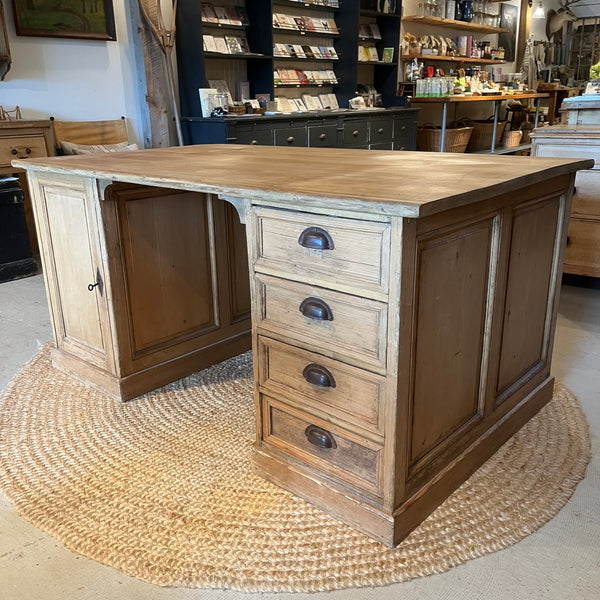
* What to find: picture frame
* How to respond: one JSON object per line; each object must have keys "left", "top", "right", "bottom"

{"left": 12, "top": 0, "right": 116, "bottom": 41}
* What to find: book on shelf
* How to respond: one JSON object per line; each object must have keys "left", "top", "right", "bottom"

{"left": 208, "top": 79, "right": 233, "bottom": 104}
{"left": 214, "top": 6, "right": 230, "bottom": 24}
{"left": 275, "top": 97, "right": 295, "bottom": 112}
{"left": 358, "top": 24, "right": 370, "bottom": 39}
{"left": 328, "top": 93, "right": 339, "bottom": 109}
{"left": 201, "top": 3, "right": 218, "bottom": 23}
{"left": 319, "top": 93, "right": 333, "bottom": 108}
{"left": 294, "top": 17, "right": 307, "bottom": 32}
{"left": 302, "top": 45, "right": 314, "bottom": 58}
{"left": 238, "top": 37, "right": 250, "bottom": 53}
{"left": 310, "top": 45, "right": 323, "bottom": 59}
{"left": 237, "top": 81, "right": 250, "bottom": 101}
{"left": 225, "top": 36, "right": 243, "bottom": 54}
{"left": 325, "top": 69, "right": 337, "bottom": 83}
{"left": 203, "top": 35, "right": 217, "bottom": 53}
{"left": 236, "top": 6, "right": 250, "bottom": 25}
{"left": 225, "top": 6, "right": 242, "bottom": 26}
{"left": 367, "top": 46, "right": 380, "bottom": 61}
{"left": 199, "top": 88, "right": 218, "bottom": 117}
{"left": 382, "top": 47, "right": 394, "bottom": 62}
{"left": 293, "top": 44, "right": 307, "bottom": 58}
{"left": 213, "top": 37, "right": 229, "bottom": 54}
{"left": 319, "top": 46, "right": 331, "bottom": 59}
{"left": 370, "top": 24, "right": 382, "bottom": 39}
{"left": 274, "top": 43, "right": 288, "bottom": 56}
{"left": 303, "top": 16, "right": 317, "bottom": 31}
{"left": 296, "top": 69, "right": 309, "bottom": 84}
{"left": 327, "top": 46, "right": 339, "bottom": 59}
{"left": 358, "top": 46, "right": 368, "bottom": 61}
{"left": 286, "top": 44, "right": 297, "bottom": 57}
{"left": 273, "top": 70, "right": 282, "bottom": 85}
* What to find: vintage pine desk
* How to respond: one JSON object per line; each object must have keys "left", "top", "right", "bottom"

{"left": 14, "top": 145, "right": 592, "bottom": 547}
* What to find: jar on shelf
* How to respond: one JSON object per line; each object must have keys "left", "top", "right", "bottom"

{"left": 461, "top": 0, "right": 474, "bottom": 22}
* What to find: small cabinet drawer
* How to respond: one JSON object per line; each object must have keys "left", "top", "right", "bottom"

{"left": 369, "top": 118, "right": 393, "bottom": 143}
{"left": 232, "top": 128, "right": 273, "bottom": 146}
{"left": 564, "top": 217, "right": 600, "bottom": 276}
{"left": 308, "top": 124, "right": 338, "bottom": 147}
{"left": 274, "top": 127, "right": 307, "bottom": 147}
{"left": 341, "top": 120, "right": 368, "bottom": 146}
{"left": 533, "top": 141, "right": 600, "bottom": 169}
{"left": 262, "top": 395, "right": 383, "bottom": 494}
{"left": 258, "top": 336, "right": 385, "bottom": 436}
{"left": 572, "top": 170, "right": 600, "bottom": 218}
{"left": 253, "top": 207, "right": 390, "bottom": 295}
{"left": 255, "top": 273, "right": 388, "bottom": 371}
{"left": 393, "top": 117, "right": 415, "bottom": 150}
{"left": 1, "top": 134, "right": 48, "bottom": 167}
{"left": 369, "top": 142, "right": 393, "bottom": 150}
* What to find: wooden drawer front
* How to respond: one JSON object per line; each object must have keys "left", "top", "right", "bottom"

{"left": 255, "top": 274, "right": 388, "bottom": 372}
{"left": 533, "top": 141, "right": 600, "bottom": 169}
{"left": 564, "top": 218, "right": 600, "bottom": 276}
{"left": 258, "top": 336, "right": 385, "bottom": 437}
{"left": 0, "top": 134, "right": 48, "bottom": 166}
{"left": 254, "top": 208, "right": 390, "bottom": 296}
{"left": 341, "top": 120, "right": 368, "bottom": 146}
{"left": 394, "top": 117, "right": 415, "bottom": 150}
{"left": 572, "top": 170, "right": 600, "bottom": 218}
{"left": 263, "top": 395, "right": 383, "bottom": 494}
{"left": 274, "top": 127, "right": 307, "bottom": 147}
{"left": 369, "top": 118, "right": 393, "bottom": 143}
{"left": 308, "top": 124, "right": 338, "bottom": 147}
{"left": 233, "top": 128, "right": 273, "bottom": 146}
{"left": 369, "top": 142, "right": 393, "bottom": 150}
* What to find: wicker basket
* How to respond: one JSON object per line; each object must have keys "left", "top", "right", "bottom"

{"left": 465, "top": 118, "right": 507, "bottom": 152}
{"left": 501, "top": 130, "right": 523, "bottom": 148}
{"left": 417, "top": 125, "right": 474, "bottom": 153}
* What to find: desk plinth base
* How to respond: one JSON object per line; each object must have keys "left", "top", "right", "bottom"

{"left": 253, "top": 377, "right": 555, "bottom": 548}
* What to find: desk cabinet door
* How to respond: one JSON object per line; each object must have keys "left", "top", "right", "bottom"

{"left": 31, "top": 174, "right": 115, "bottom": 372}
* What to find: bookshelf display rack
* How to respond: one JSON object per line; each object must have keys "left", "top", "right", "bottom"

{"left": 175, "top": 0, "right": 418, "bottom": 149}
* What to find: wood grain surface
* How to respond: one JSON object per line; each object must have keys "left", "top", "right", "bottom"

{"left": 14, "top": 144, "right": 592, "bottom": 218}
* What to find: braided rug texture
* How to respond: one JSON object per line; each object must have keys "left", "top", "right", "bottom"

{"left": 0, "top": 345, "right": 591, "bottom": 592}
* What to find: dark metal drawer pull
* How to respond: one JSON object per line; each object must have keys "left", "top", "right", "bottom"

{"left": 378, "top": 127, "right": 384, "bottom": 134}
{"left": 303, "top": 364, "right": 336, "bottom": 388}
{"left": 305, "top": 425, "right": 337, "bottom": 450}
{"left": 319, "top": 133, "right": 327, "bottom": 140}
{"left": 352, "top": 130, "right": 359, "bottom": 137}
{"left": 299, "top": 297, "right": 333, "bottom": 321}
{"left": 298, "top": 226, "right": 334, "bottom": 250}
{"left": 287, "top": 136, "right": 295, "bottom": 143}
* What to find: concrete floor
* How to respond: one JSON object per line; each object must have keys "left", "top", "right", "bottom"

{"left": 0, "top": 274, "right": 598, "bottom": 600}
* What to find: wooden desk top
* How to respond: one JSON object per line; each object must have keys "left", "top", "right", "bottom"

{"left": 14, "top": 144, "right": 592, "bottom": 218}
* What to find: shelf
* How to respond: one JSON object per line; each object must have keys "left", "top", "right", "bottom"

{"left": 412, "top": 92, "right": 550, "bottom": 103}
{"left": 202, "top": 22, "right": 247, "bottom": 32}
{"left": 401, "top": 15, "right": 506, "bottom": 34}
{"left": 273, "top": 27, "right": 340, "bottom": 37}
{"left": 274, "top": 55, "right": 340, "bottom": 62}
{"left": 204, "top": 52, "right": 269, "bottom": 60}
{"left": 401, "top": 54, "right": 506, "bottom": 65}
{"left": 472, "top": 143, "right": 532, "bottom": 155}
{"left": 358, "top": 60, "right": 397, "bottom": 66}
{"left": 360, "top": 10, "right": 401, "bottom": 18}
{"left": 273, "top": 0, "right": 341, "bottom": 11}
{"left": 275, "top": 82, "right": 338, "bottom": 87}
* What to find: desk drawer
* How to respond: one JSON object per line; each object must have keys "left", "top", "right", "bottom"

{"left": 258, "top": 336, "right": 385, "bottom": 436}
{"left": 253, "top": 208, "right": 390, "bottom": 295}
{"left": 255, "top": 274, "right": 388, "bottom": 371}
{"left": 262, "top": 395, "right": 383, "bottom": 494}
{"left": 0, "top": 134, "right": 48, "bottom": 167}
{"left": 564, "top": 217, "right": 600, "bottom": 276}
{"left": 572, "top": 170, "right": 600, "bottom": 217}
{"left": 341, "top": 120, "right": 368, "bottom": 146}
{"left": 308, "top": 124, "right": 338, "bottom": 147}
{"left": 533, "top": 142, "right": 600, "bottom": 169}
{"left": 232, "top": 128, "right": 273, "bottom": 146}
{"left": 274, "top": 127, "right": 307, "bottom": 147}
{"left": 369, "top": 118, "right": 393, "bottom": 143}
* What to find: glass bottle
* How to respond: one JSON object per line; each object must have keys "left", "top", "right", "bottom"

{"left": 461, "top": 0, "right": 474, "bottom": 22}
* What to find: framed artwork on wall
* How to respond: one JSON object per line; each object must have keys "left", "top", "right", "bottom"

{"left": 498, "top": 3, "right": 518, "bottom": 62}
{"left": 12, "top": 0, "right": 116, "bottom": 41}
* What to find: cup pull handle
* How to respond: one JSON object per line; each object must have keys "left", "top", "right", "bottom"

{"left": 303, "top": 364, "right": 336, "bottom": 388}
{"left": 305, "top": 425, "right": 337, "bottom": 450}
{"left": 298, "top": 226, "right": 334, "bottom": 250}
{"left": 299, "top": 297, "right": 333, "bottom": 321}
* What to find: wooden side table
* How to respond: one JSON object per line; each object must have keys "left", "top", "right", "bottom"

{"left": 0, "top": 120, "right": 55, "bottom": 257}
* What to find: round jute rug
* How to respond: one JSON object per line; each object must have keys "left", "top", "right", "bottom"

{"left": 0, "top": 345, "right": 591, "bottom": 593}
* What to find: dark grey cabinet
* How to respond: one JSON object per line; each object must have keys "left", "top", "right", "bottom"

{"left": 188, "top": 108, "right": 419, "bottom": 152}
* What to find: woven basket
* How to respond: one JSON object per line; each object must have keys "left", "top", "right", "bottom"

{"left": 417, "top": 126, "right": 473, "bottom": 153}
{"left": 501, "top": 130, "right": 523, "bottom": 148}
{"left": 465, "top": 118, "right": 507, "bottom": 152}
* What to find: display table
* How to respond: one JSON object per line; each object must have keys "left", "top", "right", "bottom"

{"left": 412, "top": 92, "right": 549, "bottom": 152}
{"left": 15, "top": 145, "right": 591, "bottom": 547}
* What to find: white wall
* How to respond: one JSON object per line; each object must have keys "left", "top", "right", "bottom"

{"left": 0, "top": 0, "right": 147, "bottom": 147}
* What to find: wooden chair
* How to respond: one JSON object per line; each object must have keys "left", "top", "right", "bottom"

{"left": 52, "top": 118, "right": 130, "bottom": 154}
